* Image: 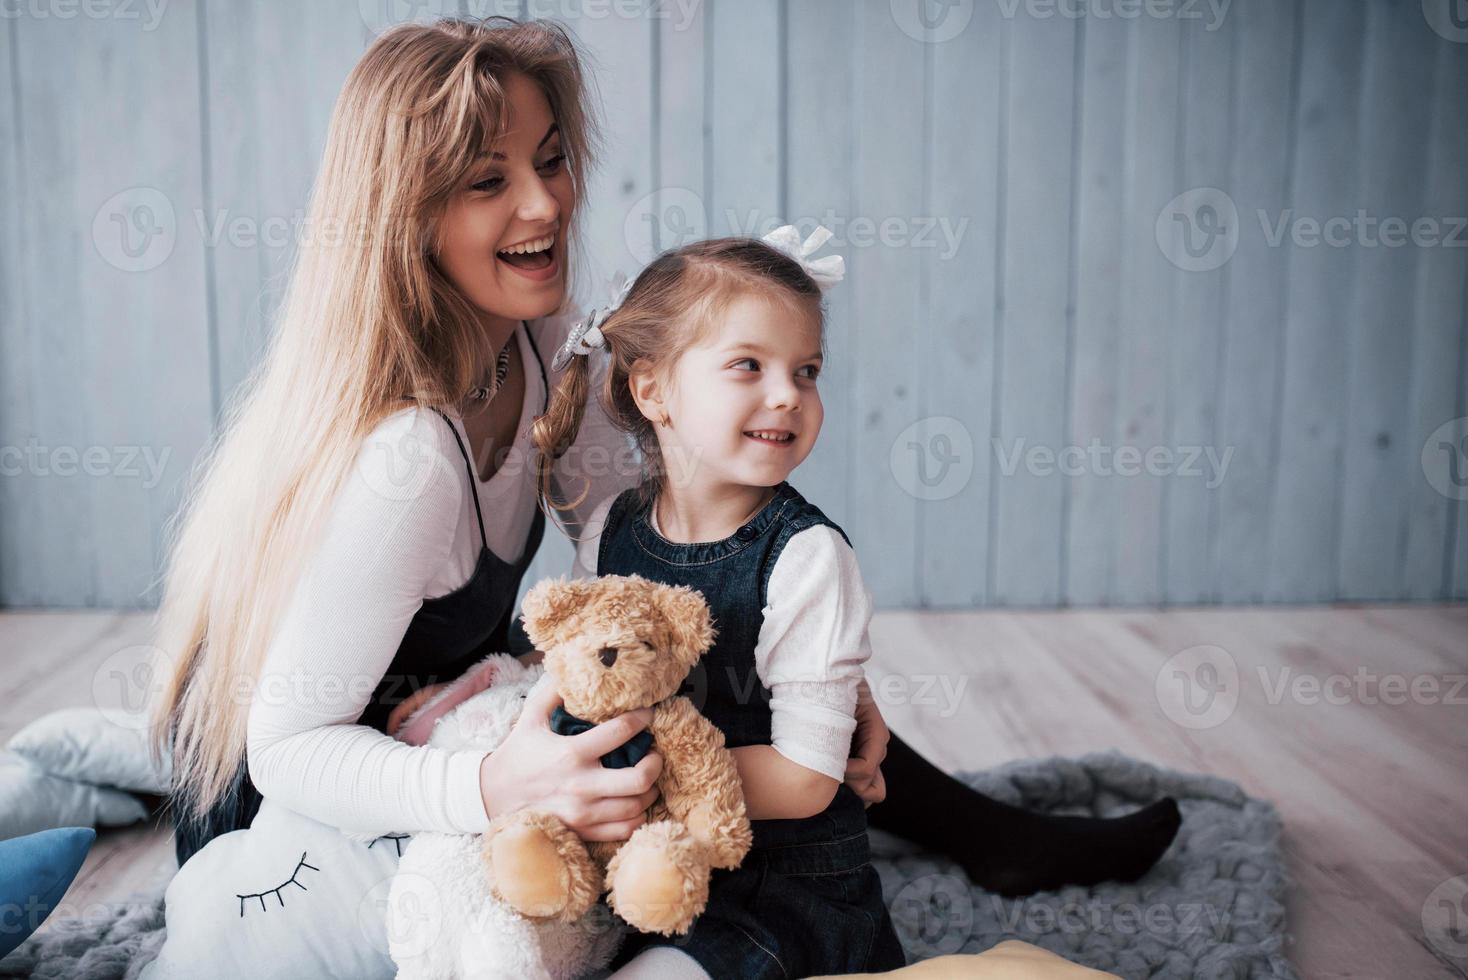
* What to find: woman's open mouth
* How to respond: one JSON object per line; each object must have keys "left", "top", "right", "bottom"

{"left": 496, "top": 233, "right": 559, "bottom": 282}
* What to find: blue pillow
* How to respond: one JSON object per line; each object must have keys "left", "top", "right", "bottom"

{"left": 0, "top": 826, "right": 96, "bottom": 958}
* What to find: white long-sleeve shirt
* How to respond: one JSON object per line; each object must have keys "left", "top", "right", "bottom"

{"left": 572, "top": 495, "right": 871, "bottom": 782}
{"left": 244, "top": 311, "right": 638, "bottom": 838}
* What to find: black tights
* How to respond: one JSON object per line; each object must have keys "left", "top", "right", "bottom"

{"left": 172, "top": 732, "right": 1181, "bottom": 896}
{"left": 867, "top": 732, "right": 1181, "bottom": 896}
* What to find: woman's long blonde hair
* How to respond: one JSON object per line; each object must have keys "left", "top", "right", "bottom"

{"left": 149, "top": 17, "right": 598, "bottom": 824}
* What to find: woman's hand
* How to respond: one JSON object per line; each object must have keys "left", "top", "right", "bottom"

{"left": 844, "top": 676, "right": 889, "bottom": 807}
{"left": 386, "top": 682, "right": 449, "bottom": 738}
{"left": 478, "top": 675, "right": 663, "bottom": 841}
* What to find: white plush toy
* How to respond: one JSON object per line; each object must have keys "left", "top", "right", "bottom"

{"left": 382, "top": 653, "right": 625, "bottom": 980}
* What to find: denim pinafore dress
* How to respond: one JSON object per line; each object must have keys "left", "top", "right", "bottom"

{"left": 599, "top": 481, "right": 906, "bottom": 979}
{"left": 171, "top": 324, "right": 549, "bottom": 867}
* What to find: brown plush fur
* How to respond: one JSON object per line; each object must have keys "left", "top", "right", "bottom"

{"left": 482, "top": 574, "right": 753, "bottom": 936}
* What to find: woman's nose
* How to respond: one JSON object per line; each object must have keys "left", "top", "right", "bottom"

{"left": 516, "top": 177, "right": 560, "bottom": 224}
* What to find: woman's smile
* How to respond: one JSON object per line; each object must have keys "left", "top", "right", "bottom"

{"left": 496, "top": 228, "right": 561, "bottom": 282}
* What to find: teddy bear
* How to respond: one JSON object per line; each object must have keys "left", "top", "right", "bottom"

{"left": 481, "top": 573, "right": 753, "bottom": 938}
{"left": 383, "top": 652, "right": 626, "bottom": 980}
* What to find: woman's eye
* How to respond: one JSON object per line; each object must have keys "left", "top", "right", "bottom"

{"left": 537, "top": 153, "right": 566, "bottom": 174}
{"left": 470, "top": 174, "right": 504, "bottom": 194}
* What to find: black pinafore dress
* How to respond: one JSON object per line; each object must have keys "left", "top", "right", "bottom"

{"left": 171, "top": 324, "right": 548, "bottom": 867}
{"left": 599, "top": 481, "right": 907, "bottom": 978}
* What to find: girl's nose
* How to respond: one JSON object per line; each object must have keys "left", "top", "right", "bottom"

{"left": 765, "top": 379, "right": 801, "bottom": 411}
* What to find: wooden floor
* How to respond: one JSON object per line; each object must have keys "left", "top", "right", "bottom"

{"left": 3, "top": 604, "right": 1465, "bottom": 978}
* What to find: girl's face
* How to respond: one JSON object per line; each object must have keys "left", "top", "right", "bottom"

{"left": 435, "top": 71, "right": 574, "bottom": 330}
{"left": 649, "top": 292, "right": 825, "bottom": 491}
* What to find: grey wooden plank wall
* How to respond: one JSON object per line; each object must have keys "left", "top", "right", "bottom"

{"left": 1, "top": 0, "right": 1465, "bottom": 610}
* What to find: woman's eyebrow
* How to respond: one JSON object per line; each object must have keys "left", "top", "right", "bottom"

{"left": 487, "top": 123, "right": 560, "bottom": 162}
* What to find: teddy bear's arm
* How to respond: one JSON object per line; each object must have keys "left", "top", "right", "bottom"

{"left": 649, "top": 696, "right": 753, "bottom": 870}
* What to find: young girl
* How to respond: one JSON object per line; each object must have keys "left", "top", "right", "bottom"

{"left": 530, "top": 228, "right": 906, "bottom": 978}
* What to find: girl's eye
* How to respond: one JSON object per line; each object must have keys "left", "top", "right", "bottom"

{"left": 470, "top": 174, "right": 504, "bottom": 194}
{"left": 732, "top": 358, "right": 759, "bottom": 371}
{"left": 798, "top": 365, "right": 820, "bottom": 380}
{"left": 537, "top": 153, "right": 566, "bottom": 174}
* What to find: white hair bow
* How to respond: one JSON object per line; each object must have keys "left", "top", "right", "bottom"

{"left": 760, "top": 224, "right": 846, "bottom": 290}
{"left": 551, "top": 272, "right": 636, "bottom": 373}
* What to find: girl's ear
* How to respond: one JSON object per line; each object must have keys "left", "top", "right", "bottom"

{"left": 626, "top": 359, "right": 667, "bottom": 426}
{"left": 520, "top": 577, "right": 601, "bottom": 650}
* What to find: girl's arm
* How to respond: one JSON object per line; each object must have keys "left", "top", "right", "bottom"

{"left": 738, "top": 525, "right": 874, "bottom": 820}
{"left": 731, "top": 745, "right": 839, "bottom": 820}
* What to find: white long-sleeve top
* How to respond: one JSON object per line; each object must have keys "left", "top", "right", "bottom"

{"left": 571, "top": 495, "right": 871, "bottom": 782}
{"left": 244, "top": 311, "right": 638, "bottom": 838}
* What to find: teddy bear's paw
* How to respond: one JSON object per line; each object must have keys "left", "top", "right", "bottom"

{"left": 604, "top": 820, "right": 709, "bottom": 937}
{"left": 482, "top": 812, "right": 599, "bottom": 922}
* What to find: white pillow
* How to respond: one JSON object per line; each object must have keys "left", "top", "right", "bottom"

{"left": 0, "top": 750, "right": 148, "bottom": 841}
{"left": 140, "top": 797, "right": 404, "bottom": 980}
{"left": 8, "top": 707, "right": 171, "bottom": 794}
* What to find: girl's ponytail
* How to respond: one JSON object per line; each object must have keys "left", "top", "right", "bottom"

{"left": 531, "top": 344, "right": 594, "bottom": 526}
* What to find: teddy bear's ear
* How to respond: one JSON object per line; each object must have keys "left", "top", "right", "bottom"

{"left": 654, "top": 583, "right": 716, "bottom": 664}
{"left": 520, "top": 577, "right": 601, "bottom": 649}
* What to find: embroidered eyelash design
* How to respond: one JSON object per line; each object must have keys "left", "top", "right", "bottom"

{"left": 367, "top": 833, "right": 411, "bottom": 858}
{"left": 236, "top": 852, "right": 319, "bottom": 917}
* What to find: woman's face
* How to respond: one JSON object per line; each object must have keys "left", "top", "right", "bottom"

{"left": 435, "top": 71, "right": 574, "bottom": 330}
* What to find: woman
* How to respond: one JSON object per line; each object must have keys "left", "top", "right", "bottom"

{"left": 150, "top": 15, "right": 1179, "bottom": 972}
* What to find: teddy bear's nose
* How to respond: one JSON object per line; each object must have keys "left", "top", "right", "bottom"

{"left": 598, "top": 646, "right": 619, "bottom": 668}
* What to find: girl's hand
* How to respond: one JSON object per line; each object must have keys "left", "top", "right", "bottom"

{"left": 844, "top": 676, "right": 889, "bottom": 807}
{"left": 478, "top": 675, "right": 663, "bottom": 841}
{"left": 386, "top": 682, "right": 449, "bottom": 738}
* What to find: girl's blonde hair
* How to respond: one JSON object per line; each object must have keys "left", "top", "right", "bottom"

{"left": 532, "top": 236, "right": 826, "bottom": 519}
{"left": 150, "top": 16, "right": 599, "bottom": 825}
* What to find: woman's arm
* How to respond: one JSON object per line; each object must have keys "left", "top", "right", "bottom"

{"left": 245, "top": 408, "right": 494, "bottom": 838}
